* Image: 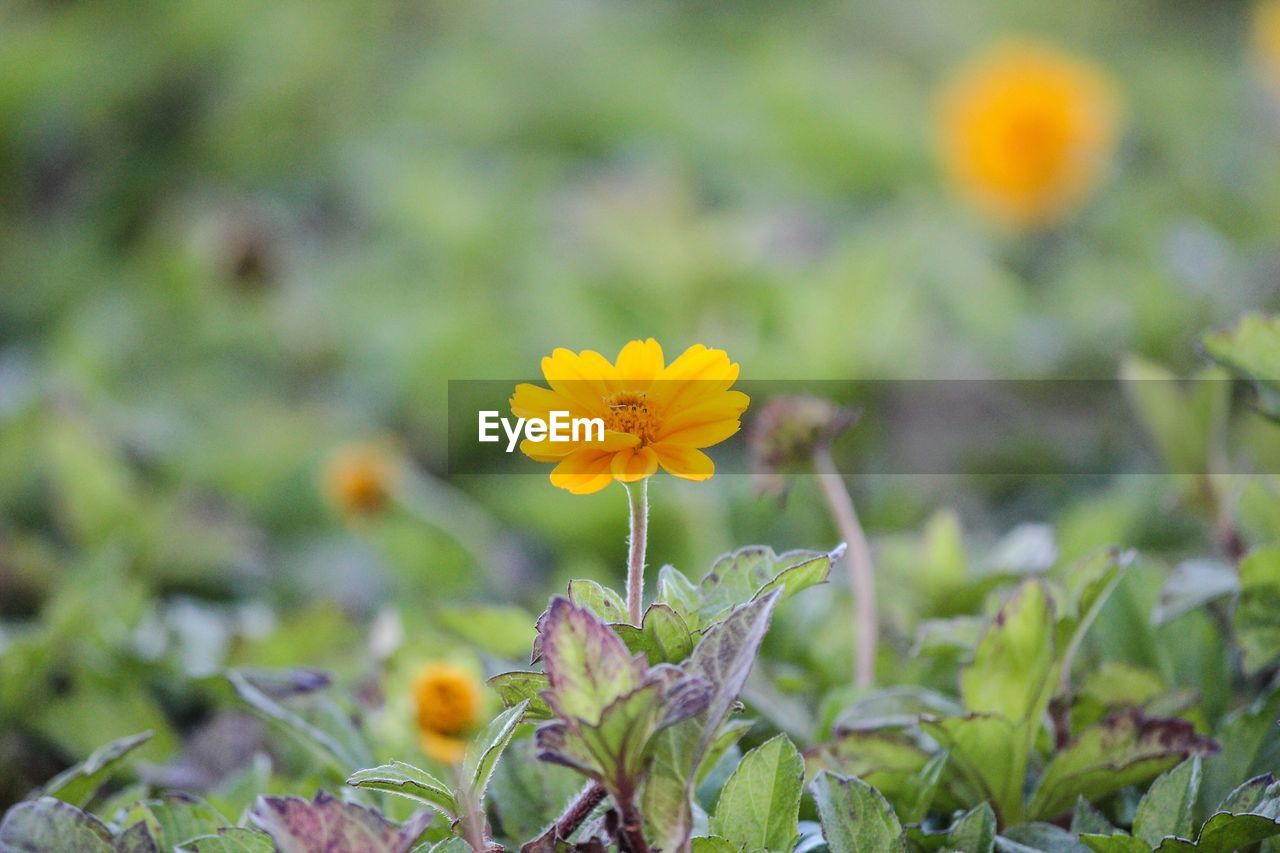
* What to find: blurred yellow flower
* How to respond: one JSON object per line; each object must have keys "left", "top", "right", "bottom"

{"left": 1253, "top": 0, "right": 1280, "bottom": 93}
{"left": 413, "top": 662, "right": 482, "bottom": 765}
{"left": 938, "top": 41, "right": 1120, "bottom": 227}
{"left": 511, "top": 340, "right": 748, "bottom": 495}
{"left": 323, "top": 443, "right": 397, "bottom": 517}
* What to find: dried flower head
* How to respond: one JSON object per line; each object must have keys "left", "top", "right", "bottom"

{"left": 938, "top": 41, "right": 1120, "bottom": 228}
{"left": 511, "top": 340, "right": 748, "bottom": 495}
{"left": 413, "top": 662, "right": 482, "bottom": 765}
{"left": 323, "top": 443, "right": 397, "bottom": 517}
{"left": 748, "top": 395, "right": 858, "bottom": 496}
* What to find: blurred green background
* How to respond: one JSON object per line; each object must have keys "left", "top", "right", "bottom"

{"left": 2, "top": 0, "right": 1279, "bottom": 811}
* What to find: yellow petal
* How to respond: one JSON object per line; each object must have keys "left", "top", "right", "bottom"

{"left": 654, "top": 345, "right": 740, "bottom": 409}
{"left": 510, "top": 383, "right": 588, "bottom": 420}
{"left": 655, "top": 391, "right": 750, "bottom": 439}
{"left": 652, "top": 444, "right": 715, "bottom": 481}
{"left": 420, "top": 730, "right": 466, "bottom": 765}
{"left": 609, "top": 446, "right": 659, "bottom": 483}
{"left": 549, "top": 447, "right": 618, "bottom": 495}
{"left": 541, "top": 348, "right": 615, "bottom": 414}
{"left": 614, "top": 339, "right": 666, "bottom": 389}
{"left": 658, "top": 418, "right": 741, "bottom": 449}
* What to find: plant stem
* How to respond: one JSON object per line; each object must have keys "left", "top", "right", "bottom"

{"left": 624, "top": 478, "right": 649, "bottom": 625}
{"left": 614, "top": 787, "right": 651, "bottom": 853}
{"left": 546, "top": 782, "right": 605, "bottom": 847}
{"left": 812, "top": 447, "right": 877, "bottom": 690}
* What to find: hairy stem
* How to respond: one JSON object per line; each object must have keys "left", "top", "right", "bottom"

{"left": 543, "top": 782, "right": 605, "bottom": 847}
{"left": 624, "top": 478, "right": 649, "bottom": 625}
{"left": 613, "top": 787, "right": 651, "bottom": 853}
{"left": 813, "top": 447, "right": 877, "bottom": 689}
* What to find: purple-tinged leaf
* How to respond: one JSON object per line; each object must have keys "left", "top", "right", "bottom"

{"left": 540, "top": 597, "right": 646, "bottom": 725}
{"left": 0, "top": 798, "right": 114, "bottom": 852}
{"left": 248, "top": 791, "right": 431, "bottom": 853}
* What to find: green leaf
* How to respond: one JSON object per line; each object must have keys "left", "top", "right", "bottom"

{"left": 616, "top": 603, "right": 694, "bottom": 665}
{"left": 566, "top": 579, "right": 629, "bottom": 625}
{"left": 461, "top": 701, "right": 528, "bottom": 802}
{"left": 1200, "top": 685, "right": 1280, "bottom": 813}
{"left": 123, "top": 797, "right": 229, "bottom": 850}
{"left": 485, "top": 738, "right": 586, "bottom": 841}
{"left": 642, "top": 592, "right": 782, "bottom": 853}
{"left": 709, "top": 734, "right": 804, "bottom": 853}
{"left": 694, "top": 545, "right": 837, "bottom": 627}
{"left": 947, "top": 802, "right": 996, "bottom": 853}
{"left": 435, "top": 604, "right": 537, "bottom": 660}
{"left": 0, "top": 798, "right": 114, "bottom": 852}
{"left": 810, "top": 770, "right": 906, "bottom": 853}
{"left": 227, "top": 670, "right": 358, "bottom": 779}
{"left": 1079, "top": 832, "right": 1150, "bottom": 852}
{"left": 807, "top": 727, "right": 937, "bottom": 814}
{"left": 1028, "top": 712, "right": 1217, "bottom": 822}
{"left": 487, "top": 671, "right": 553, "bottom": 720}
{"left": 690, "top": 837, "right": 738, "bottom": 853}
{"left": 1171, "top": 812, "right": 1280, "bottom": 850}
{"left": 1203, "top": 312, "right": 1280, "bottom": 420}
{"left": 1119, "top": 357, "right": 1229, "bottom": 475}
{"left": 1000, "top": 822, "right": 1092, "bottom": 851}
{"left": 1071, "top": 797, "right": 1115, "bottom": 835}
{"left": 1133, "top": 757, "right": 1202, "bottom": 847}
{"left": 115, "top": 821, "right": 160, "bottom": 853}
{"left": 919, "top": 714, "right": 1023, "bottom": 825}
{"left": 346, "top": 761, "right": 459, "bottom": 819}
{"left": 178, "top": 828, "right": 276, "bottom": 852}
{"left": 961, "top": 581, "right": 1056, "bottom": 724}
{"left": 248, "top": 792, "right": 432, "bottom": 853}
{"left": 1234, "top": 545, "right": 1280, "bottom": 675}
{"left": 37, "top": 730, "right": 153, "bottom": 807}
{"left": 540, "top": 597, "right": 645, "bottom": 725}
{"left": 1053, "top": 549, "right": 1130, "bottom": 686}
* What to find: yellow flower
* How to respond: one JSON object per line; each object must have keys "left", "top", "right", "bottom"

{"left": 511, "top": 340, "right": 748, "bottom": 495}
{"left": 1254, "top": 0, "right": 1280, "bottom": 94}
{"left": 413, "top": 662, "right": 482, "bottom": 764}
{"left": 323, "top": 442, "right": 397, "bottom": 517}
{"left": 938, "top": 41, "right": 1120, "bottom": 228}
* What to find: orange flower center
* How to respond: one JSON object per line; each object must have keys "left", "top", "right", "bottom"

{"left": 603, "top": 392, "right": 660, "bottom": 445}
{"left": 414, "top": 665, "right": 480, "bottom": 736}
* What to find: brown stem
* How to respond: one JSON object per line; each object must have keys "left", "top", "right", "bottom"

{"left": 624, "top": 479, "right": 649, "bottom": 625}
{"left": 813, "top": 447, "right": 877, "bottom": 689}
{"left": 613, "top": 787, "right": 651, "bottom": 853}
{"left": 522, "top": 783, "right": 606, "bottom": 851}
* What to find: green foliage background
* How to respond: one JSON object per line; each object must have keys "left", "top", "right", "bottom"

{"left": 3, "top": 0, "right": 1280, "bottom": 847}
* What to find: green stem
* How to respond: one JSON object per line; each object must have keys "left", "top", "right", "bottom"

{"left": 624, "top": 478, "right": 649, "bottom": 625}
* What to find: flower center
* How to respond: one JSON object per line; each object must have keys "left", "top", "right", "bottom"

{"left": 603, "top": 392, "right": 660, "bottom": 445}
{"left": 415, "top": 669, "right": 479, "bottom": 735}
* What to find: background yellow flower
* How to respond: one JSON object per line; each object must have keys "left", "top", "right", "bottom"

{"left": 1254, "top": 0, "right": 1280, "bottom": 94}
{"left": 322, "top": 442, "right": 398, "bottom": 517}
{"left": 938, "top": 40, "right": 1121, "bottom": 228}
{"left": 413, "top": 662, "right": 482, "bottom": 764}
{"left": 511, "top": 340, "right": 748, "bottom": 495}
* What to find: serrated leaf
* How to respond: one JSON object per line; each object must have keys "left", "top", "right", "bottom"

{"left": 488, "top": 671, "right": 553, "bottom": 720}
{"left": 1133, "top": 757, "right": 1201, "bottom": 847}
{"left": 462, "top": 701, "right": 528, "bottom": 801}
{"left": 540, "top": 597, "right": 645, "bottom": 725}
{"left": 806, "top": 727, "right": 936, "bottom": 814}
{"left": 1028, "top": 712, "right": 1217, "bottom": 822}
{"left": 346, "top": 761, "right": 458, "bottom": 819}
{"left": 948, "top": 802, "right": 996, "bottom": 853}
{"left": 37, "top": 730, "right": 153, "bottom": 807}
{"left": 178, "top": 827, "right": 275, "bottom": 853}
{"left": 248, "top": 792, "right": 431, "bottom": 853}
{"left": 810, "top": 771, "right": 905, "bottom": 853}
{"left": 709, "top": 734, "right": 804, "bottom": 853}
{"left": 1168, "top": 811, "right": 1280, "bottom": 850}
{"left": 624, "top": 603, "right": 694, "bottom": 665}
{"left": 688, "top": 546, "right": 837, "bottom": 628}
{"left": 0, "top": 798, "right": 114, "bottom": 852}
{"left": 690, "top": 837, "right": 737, "bottom": 853}
{"left": 566, "top": 579, "right": 629, "bottom": 625}
{"left": 642, "top": 592, "right": 782, "bottom": 853}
